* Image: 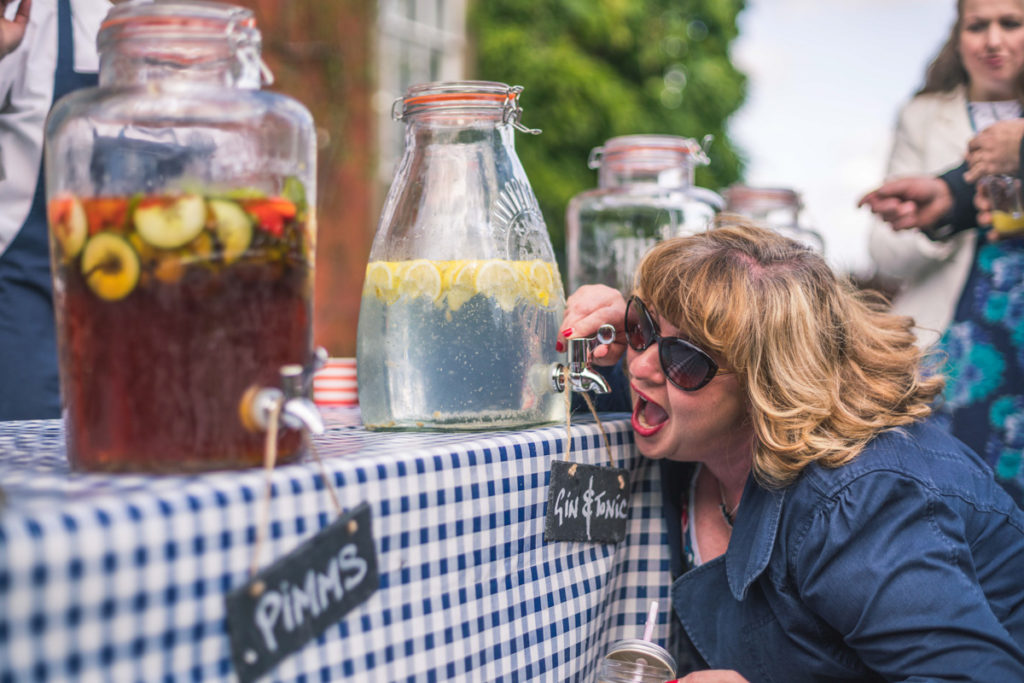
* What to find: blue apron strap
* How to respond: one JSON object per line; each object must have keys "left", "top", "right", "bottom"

{"left": 0, "top": 0, "right": 99, "bottom": 420}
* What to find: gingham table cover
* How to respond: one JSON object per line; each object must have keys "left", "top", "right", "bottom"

{"left": 0, "top": 409, "right": 675, "bottom": 682}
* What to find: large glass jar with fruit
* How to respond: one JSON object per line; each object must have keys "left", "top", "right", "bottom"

{"left": 357, "top": 81, "right": 564, "bottom": 430}
{"left": 566, "top": 134, "right": 723, "bottom": 294}
{"left": 44, "top": 1, "right": 317, "bottom": 472}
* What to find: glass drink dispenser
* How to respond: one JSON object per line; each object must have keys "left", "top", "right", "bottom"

{"left": 357, "top": 81, "right": 570, "bottom": 431}
{"left": 566, "top": 134, "right": 723, "bottom": 294}
{"left": 721, "top": 185, "right": 825, "bottom": 253}
{"left": 44, "top": 0, "right": 320, "bottom": 472}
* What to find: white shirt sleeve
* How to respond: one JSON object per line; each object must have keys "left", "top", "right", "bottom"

{"left": 0, "top": 0, "right": 109, "bottom": 255}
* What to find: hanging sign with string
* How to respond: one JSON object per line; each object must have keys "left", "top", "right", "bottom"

{"left": 544, "top": 460, "right": 631, "bottom": 544}
{"left": 225, "top": 400, "right": 379, "bottom": 682}
{"left": 544, "top": 362, "right": 631, "bottom": 544}
{"left": 226, "top": 502, "right": 379, "bottom": 681}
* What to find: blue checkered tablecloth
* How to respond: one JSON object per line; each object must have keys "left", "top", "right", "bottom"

{"left": 0, "top": 409, "right": 675, "bottom": 682}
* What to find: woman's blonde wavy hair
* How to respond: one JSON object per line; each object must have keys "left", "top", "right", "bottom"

{"left": 633, "top": 221, "right": 945, "bottom": 488}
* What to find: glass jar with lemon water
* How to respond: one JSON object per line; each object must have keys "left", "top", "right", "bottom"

{"left": 357, "top": 82, "right": 565, "bottom": 430}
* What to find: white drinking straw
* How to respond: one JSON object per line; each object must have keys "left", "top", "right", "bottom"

{"left": 642, "top": 600, "right": 659, "bottom": 642}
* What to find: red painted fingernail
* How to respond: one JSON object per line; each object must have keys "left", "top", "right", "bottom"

{"left": 555, "top": 340, "right": 564, "bottom": 352}
{"left": 562, "top": 328, "right": 574, "bottom": 338}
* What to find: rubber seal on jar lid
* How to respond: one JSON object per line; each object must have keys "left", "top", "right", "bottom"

{"left": 589, "top": 134, "right": 711, "bottom": 169}
{"left": 391, "top": 81, "right": 541, "bottom": 134}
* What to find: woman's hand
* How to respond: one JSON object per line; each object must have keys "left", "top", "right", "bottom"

{"left": 0, "top": 0, "right": 31, "bottom": 61}
{"left": 974, "top": 179, "right": 994, "bottom": 227}
{"left": 857, "top": 176, "right": 953, "bottom": 232}
{"left": 668, "top": 670, "right": 750, "bottom": 683}
{"left": 559, "top": 284, "right": 627, "bottom": 366}
{"left": 964, "top": 119, "right": 1024, "bottom": 184}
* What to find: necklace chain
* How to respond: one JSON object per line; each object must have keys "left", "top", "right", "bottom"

{"left": 717, "top": 478, "right": 736, "bottom": 528}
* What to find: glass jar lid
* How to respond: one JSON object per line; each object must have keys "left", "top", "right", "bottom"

{"left": 97, "top": 0, "right": 270, "bottom": 87}
{"left": 588, "top": 134, "right": 711, "bottom": 171}
{"left": 723, "top": 185, "right": 801, "bottom": 215}
{"left": 100, "top": 1, "right": 258, "bottom": 45}
{"left": 391, "top": 80, "right": 541, "bottom": 134}
{"left": 603, "top": 638, "right": 677, "bottom": 678}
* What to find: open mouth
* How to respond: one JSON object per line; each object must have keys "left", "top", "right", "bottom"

{"left": 632, "top": 391, "right": 668, "bottom": 437}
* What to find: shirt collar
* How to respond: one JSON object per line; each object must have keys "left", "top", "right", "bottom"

{"left": 723, "top": 473, "right": 786, "bottom": 601}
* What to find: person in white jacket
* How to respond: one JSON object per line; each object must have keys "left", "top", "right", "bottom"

{"left": 868, "top": 0, "right": 1024, "bottom": 350}
{"left": 863, "top": 0, "right": 1024, "bottom": 499}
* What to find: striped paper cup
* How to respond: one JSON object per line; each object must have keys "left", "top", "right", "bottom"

{"left": 313, "top": 357, "right": 358, "bottom": 406}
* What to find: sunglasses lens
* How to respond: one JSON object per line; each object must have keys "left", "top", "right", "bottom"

{"left": 661, "top": 340, "right": 715, "bottom": 391}
{"left": 625, "top": 298, "right": 653, "bottom": 351}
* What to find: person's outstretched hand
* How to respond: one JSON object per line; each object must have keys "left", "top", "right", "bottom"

{"left": 0, "top": 0, "right": 30, "bottom": 60}
{"left": 857, "top": 176, "right": 953, "bottom": 232}
{"left": 559, "top": 284, "right": 628, "bottom": 366}
{"left": 964, "top": 119, "right": 1024, "bottom": 183}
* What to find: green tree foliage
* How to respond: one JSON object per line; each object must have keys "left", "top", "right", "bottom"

{"left": 470, "top": 0, "right": 747, "bottom": 257}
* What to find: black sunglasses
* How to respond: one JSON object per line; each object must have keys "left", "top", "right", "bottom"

{"left": 624, "top": 296, "right": 730, "bottom": 392}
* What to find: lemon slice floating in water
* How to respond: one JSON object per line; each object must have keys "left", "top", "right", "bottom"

{"left": 398, "top": 259, "right": 442, "bottom": 302}
{"left": 525, "top": 259, "right": 559, "bottom": 307}
{"left": 445, "top": 261, "right": 478, "bottom": 311}
{"left": 475, "top": 260, "right": 523, "bottom": 311}
{"left": 364, "top": 261, "right": 398, "bottom": 304}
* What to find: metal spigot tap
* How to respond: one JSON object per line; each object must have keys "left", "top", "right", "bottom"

{"left": 551, "top": 324, "right": 616, "bottom": 395}
{"left": 240, "top": 348, "right": 327, "bottom": 436}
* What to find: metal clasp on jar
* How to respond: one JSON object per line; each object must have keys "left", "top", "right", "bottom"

{"left": 501, "top": 85, "right": 542, "bottom": 135}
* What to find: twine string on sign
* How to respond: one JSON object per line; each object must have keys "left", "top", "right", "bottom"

{"left": 561, "top": 364, "right": 615, "bottom": 470}
{"left": 563, "top": 365, "right": 573, "bottom": 459}
{"left": 581, "top": 390, "right": 614, "bottom": 468}
{"left": 248, "top": 398, "right": 345, "bottom": 589}
{"left": 250, "top": 395, "right": 283, "bottom": 580}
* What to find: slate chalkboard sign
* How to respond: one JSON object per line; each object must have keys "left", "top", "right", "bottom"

{"left": 544, "top": 460, "right": 631, "bottom": 544}
{"left": 226, "top": 502, "right": 378, "bottom": 682}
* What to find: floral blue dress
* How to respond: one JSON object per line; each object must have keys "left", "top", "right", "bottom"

{"left": 938, "top": 232, "right": 1024, "bottom": 503}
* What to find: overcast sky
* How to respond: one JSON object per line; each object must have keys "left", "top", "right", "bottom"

{"left": 729, "top": 0, "right": 958, "bottom": 275}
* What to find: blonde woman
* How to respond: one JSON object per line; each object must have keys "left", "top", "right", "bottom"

{"left": 563, "top": 222, "right": 1024, "bottom": 681}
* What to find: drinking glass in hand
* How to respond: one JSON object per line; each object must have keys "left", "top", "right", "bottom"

{"left": 982, "top": 174, "right": 1024, "bottom": 236}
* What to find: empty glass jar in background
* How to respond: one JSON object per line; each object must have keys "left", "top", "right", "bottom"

{"left": 566, "top": 134, "right": 723, "bottom": 294}
{"left": 45, "top": 1, "right": 318, "bottom": 472}
{"left": 357, "top": 81, "right": 565, "bottom": 431}
{"left": 721, "top": 185, "right": 825, "bottom": 253}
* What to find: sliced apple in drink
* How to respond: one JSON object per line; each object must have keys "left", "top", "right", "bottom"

{"left": 80, "top": 232, "right": 141, "bottom": 301}
{"left": 208, "top": 198, "right": 253, "bottom": 263}
{"left": 48, "top": 194, "right": 88, "bottom": 260}
{"left": 133, "top": 194, "right": 206, "bottom": 249}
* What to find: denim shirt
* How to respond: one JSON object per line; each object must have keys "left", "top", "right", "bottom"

{"left": 661, "top": 419, "right": 1024, "bottom": 681}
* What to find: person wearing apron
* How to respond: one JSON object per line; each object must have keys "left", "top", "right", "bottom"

{"left": 0, "top": 0, "right": 108, "bottom": 420}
